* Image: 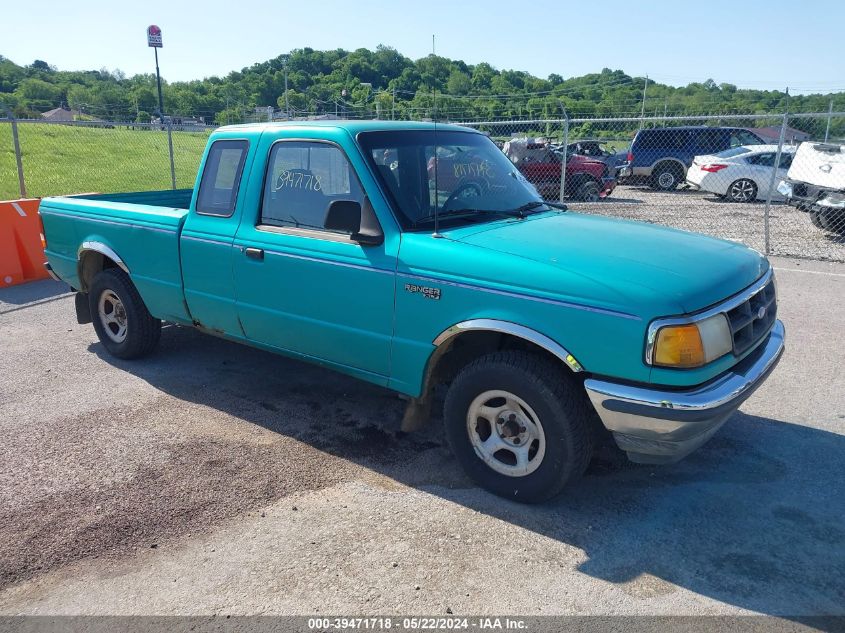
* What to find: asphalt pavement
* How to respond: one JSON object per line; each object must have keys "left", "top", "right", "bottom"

{"left": 0, "top": 255, "right": 843, "bottom": 618}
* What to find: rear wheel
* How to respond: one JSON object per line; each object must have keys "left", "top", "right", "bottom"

{"left": 89, "top": 268, "right": 161, "bottom": 359}
{"left": 443, "top": 351, "right": 592, "bottom": 503}
{"left": 650, "top": 162, "right": 684, "bottom": 191}
{"left": 575, "top": 180, "right": 601, "bottom": 202}
{"left": 728, "top": 178, "right": 758, "bottom": 202}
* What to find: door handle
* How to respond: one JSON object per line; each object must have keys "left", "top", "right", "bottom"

{"left": 244, "top": 247, "right": 264, "bottom": 261}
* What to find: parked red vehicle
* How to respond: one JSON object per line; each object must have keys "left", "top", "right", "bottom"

{"left": 503, "top": 139, "right": 617, "bottom": 202}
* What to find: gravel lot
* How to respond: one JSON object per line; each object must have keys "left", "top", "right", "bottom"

{"left": 0, "top": 256, "right": 843, "bottom": 618}
{"left": 569, "top": 185, "right": 845, "bottom": 262}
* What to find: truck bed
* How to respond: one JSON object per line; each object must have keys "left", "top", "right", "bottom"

{"left": 39, "top": 189, "right": 193, "bottom": 323}
{"left": 70, "top": 189, "right": 194, "bottom": 209}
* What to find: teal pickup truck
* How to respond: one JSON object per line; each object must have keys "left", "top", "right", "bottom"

{"left": 41, "top": 120, "right": 784, "bottom": 502}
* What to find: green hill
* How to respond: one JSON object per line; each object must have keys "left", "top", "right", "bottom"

{"left": 2, "top": 48, "right": 843, "bottom": 131}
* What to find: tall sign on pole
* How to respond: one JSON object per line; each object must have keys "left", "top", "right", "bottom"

{"left": 147, "top": 25, "right": 165, "bottom": 119}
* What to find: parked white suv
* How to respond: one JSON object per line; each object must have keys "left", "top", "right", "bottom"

{"left": 778, "top": 142, "right": 845, "bottom": 234}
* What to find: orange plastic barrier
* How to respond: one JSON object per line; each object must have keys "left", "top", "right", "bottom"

{"left": 1, "top": 198, "right": 50, "bottom": 287}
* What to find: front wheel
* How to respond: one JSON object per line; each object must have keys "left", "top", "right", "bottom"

{"left": 443, "top": 351, "right": 592, "bottom": 502}
{"left": 810, "top": 210, "right": 845, "bottom": 234}
{"left": 809, "top": 210, "right": 825, "bottom": 229}
{"left": 89, "top": 268, "right": 161, "bottom": 359}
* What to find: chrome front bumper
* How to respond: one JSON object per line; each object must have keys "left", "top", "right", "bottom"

{"left": 584, "top": 320, "right": 785, "bottom": 464}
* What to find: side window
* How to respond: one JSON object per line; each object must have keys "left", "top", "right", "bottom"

{"left": 665, "top": 129, "right": 689, "bottom": 150}
{"left": 748, "top": 153, "right": 776, "bottom": 167}
{"left": 779, "top": 153, "right": 794, "bottom": 169}
{"left": 636, "top": 132, "right": 658, "bottom": 150}
{"left": 260, "top": 141, "right": 364, "bottom": 233}
{"left": 694, "top": 129, "right": 723, "bottom": 153}
{"left": 732, "top": 130, "right": 763, "bottom": 147}
{"left": 196, "top": 140, "right": 249, "bottom": 216}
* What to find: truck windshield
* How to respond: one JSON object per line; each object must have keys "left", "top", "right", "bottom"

{"left": 358, "top": 129, "right": 556, "bottom": 230}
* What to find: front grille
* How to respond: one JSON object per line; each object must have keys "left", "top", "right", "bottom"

{"left": 725, "top": 278, "right": 777, "bottom": 355}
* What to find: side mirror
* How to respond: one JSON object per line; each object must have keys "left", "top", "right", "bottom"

{"left": 325, "top": 200, "right": 361, "bottom": 233}
{"left": 324, "top": 198, "right": 384, "bottom": 246}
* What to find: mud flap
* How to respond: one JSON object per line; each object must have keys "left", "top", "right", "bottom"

{"left": 75, "top": 292, "right": 92, "bottom": 324}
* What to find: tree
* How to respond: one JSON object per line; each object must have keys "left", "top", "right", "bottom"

{"left": 16, "top": 77, "right": 61, "bottom": 111}
{"left": 277, "top": 89, "right": 306, "bottom": 114}
{"left": 446, "top": 70, "right": 471, "bottom": 96}
{"left": 0, "top": 49, "right": 835, "bottom": 125}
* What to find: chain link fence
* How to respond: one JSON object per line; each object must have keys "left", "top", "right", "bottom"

{"left": 0, "top": 118, "right": 213, "bottom": 199}
{"left": 2, "top": 111, "right": 844, "bottom": 262}
{"left": 460, "top": 112, "right": 845, "bottom": 262}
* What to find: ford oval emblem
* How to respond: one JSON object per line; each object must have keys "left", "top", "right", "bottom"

{"left": 757, "top": 306, "right": 767, "bottom": 319}
{"left": 820, "top": 164, "right": 833, "bottom": 173}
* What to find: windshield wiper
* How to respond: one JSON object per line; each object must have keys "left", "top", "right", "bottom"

{"left": 412, "top": 208, "right": 522, "bottom": 227}
{"left": 412, "top": 202, "right": 566, "bottom": 229}
{"left": 512, "top": 200, "right": 568, "bottom": 215}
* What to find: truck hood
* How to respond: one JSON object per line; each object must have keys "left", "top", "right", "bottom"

{"left": 446, "top": 212, "right": 768, "bottom": 314}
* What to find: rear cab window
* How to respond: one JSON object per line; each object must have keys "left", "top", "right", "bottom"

{"left": 196, "top": 140, "right": 249, "bottom": 217}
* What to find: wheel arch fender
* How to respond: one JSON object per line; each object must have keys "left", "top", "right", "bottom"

{"left": 77, "top": 240, "right": 129, "bottom": 292}
{"left": 651, "top": 158, "right": 687, "bottom": 173}
{"left": 400, "top": 319, "right": 584, "bottom": 433}
{"left": 431, "top": 319, "right": 583, "bottom": 371}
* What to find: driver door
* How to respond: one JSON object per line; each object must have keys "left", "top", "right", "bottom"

{"left": 232, "top": 139, "right": 396, "bottom": 379}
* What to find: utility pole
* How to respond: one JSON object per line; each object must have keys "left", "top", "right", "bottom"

{"left": 283, "top": 57, "right": 290, "bottom": 119}
{"left": 392, "top": 87, "right": 396, "bottom": 120}
{"left": 360, "top": 82, "right": 373, "bottom": 118}
{"left": 639, "top": 74, "right": 648, "bottom": 128}
{"left": 825, "top": 98, "right": 833, "bottom": 142}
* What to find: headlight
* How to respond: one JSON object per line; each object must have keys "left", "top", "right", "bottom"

{"left": 817, "top": 191, "right": 845, "bottom": 209}
{"left": 776, "top": 180, "right": 793, "bottom": 198}
{"left": 650, "top": 314, "right": 733, "bottom": 368}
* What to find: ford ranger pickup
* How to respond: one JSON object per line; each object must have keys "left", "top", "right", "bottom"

{"left": 41, "top": 120, "right": 785, "bottom": 502}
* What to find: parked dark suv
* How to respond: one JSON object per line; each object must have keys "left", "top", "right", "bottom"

{"left": 628, "top": 126, "right": 766, "bottom": 190}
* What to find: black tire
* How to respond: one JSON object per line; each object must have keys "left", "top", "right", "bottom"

{"left": 89, "top": 268, "right": 161, "bottom": 359}
{"left": 650, "top": 162, "right": 684, "bottom": 191}
{"left": 727, "top": 178, "right": 758, "bottom": 203}
{"left": 810, "top": 210, "right": 845, "bottom": 234}
{"left": 443, "top": 351, "right": 592, "bottom": 503}
{"left": 809, "top": 211, "right": 825, "bottom": 229}
{"left": 575, "top": 180, "right": 601, "bottom": 202}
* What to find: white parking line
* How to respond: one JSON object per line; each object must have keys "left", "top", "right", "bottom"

{"left": 774, "top": 267, "right": 845, "bottom": 278}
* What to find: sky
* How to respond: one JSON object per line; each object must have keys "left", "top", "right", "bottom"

{"left": 3, "top": 0, "right": 844, "bottom": 94}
